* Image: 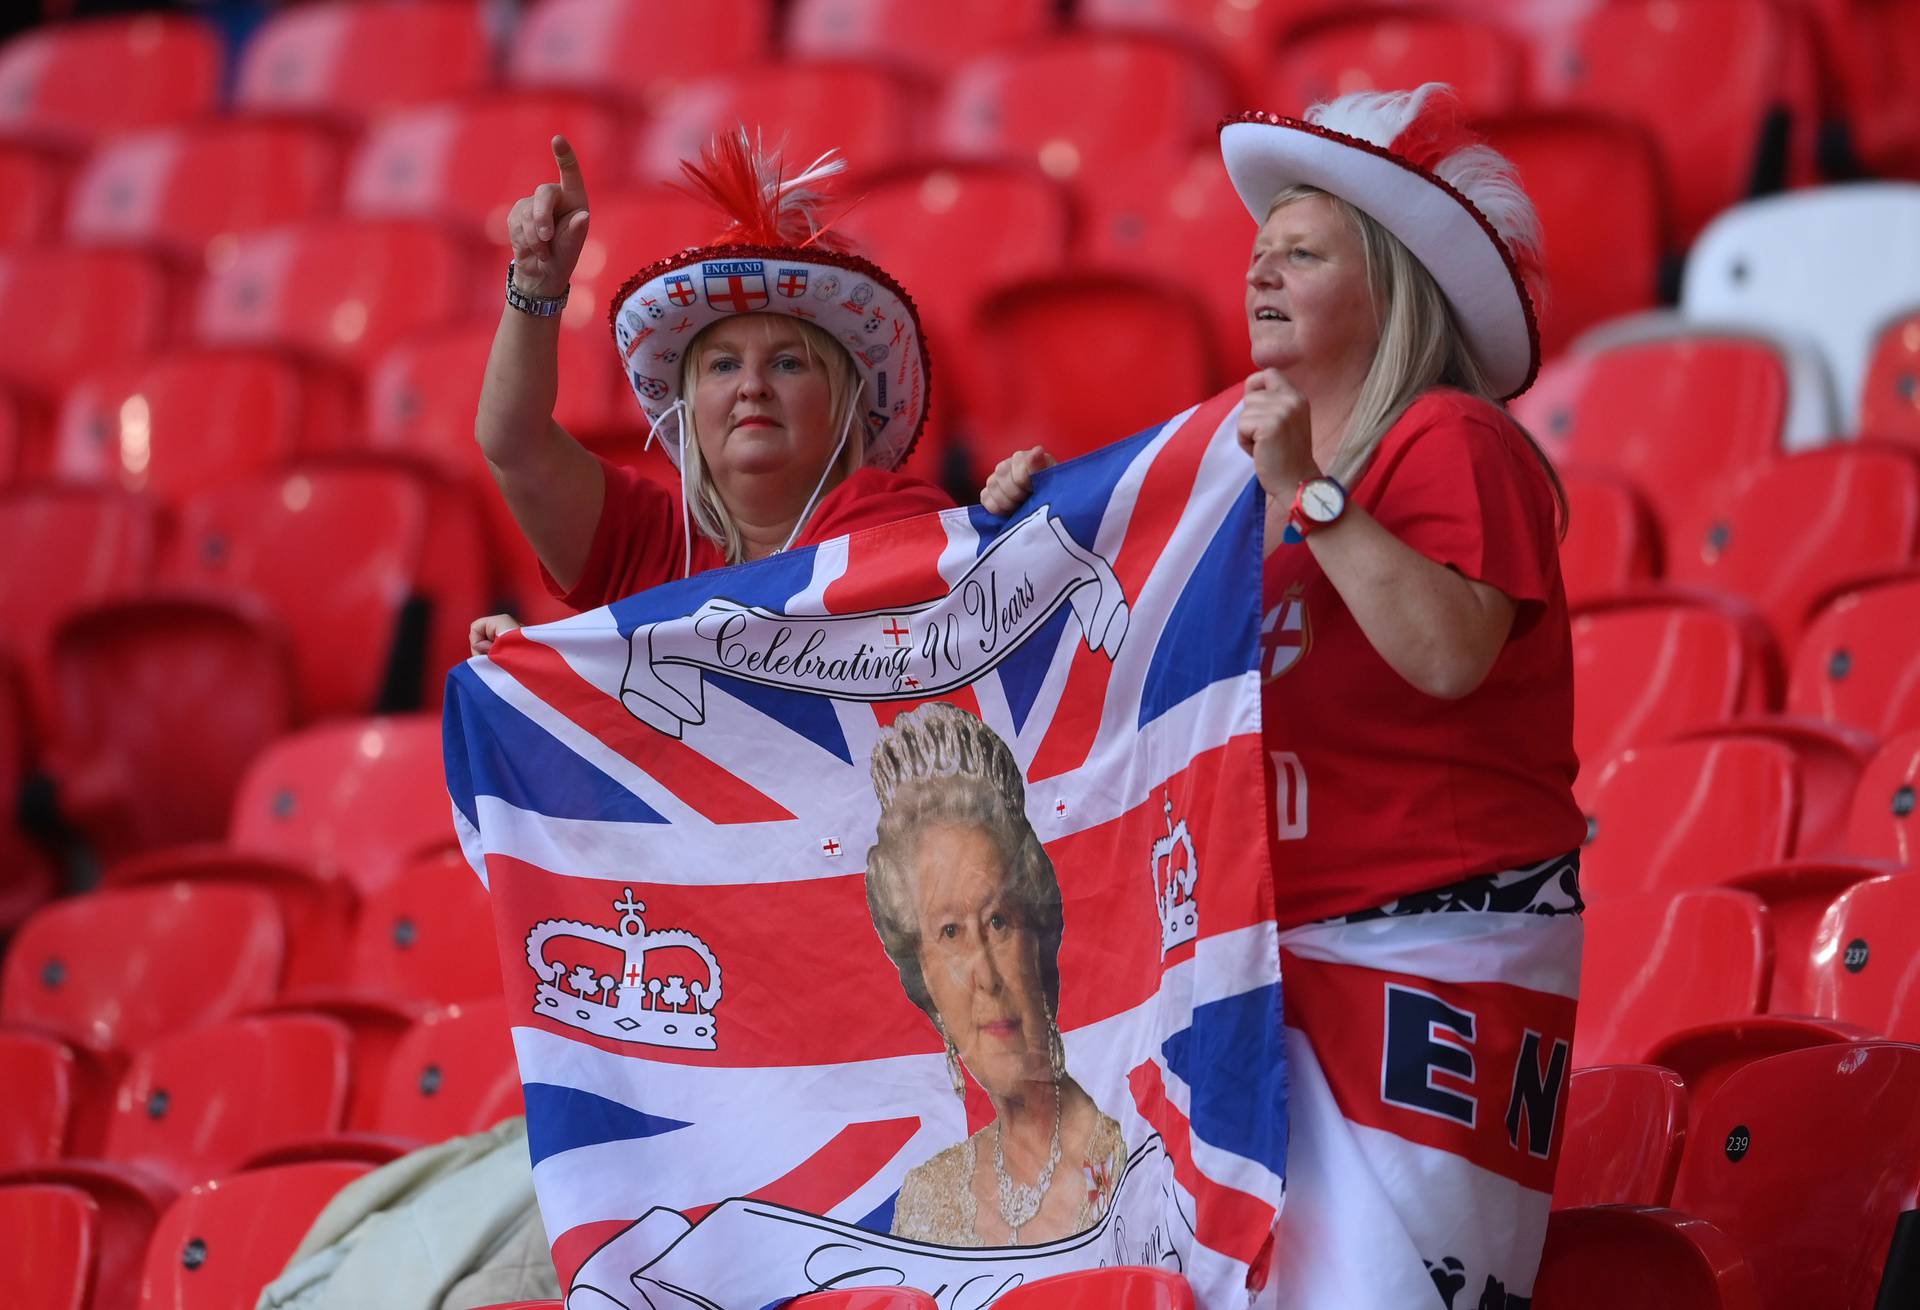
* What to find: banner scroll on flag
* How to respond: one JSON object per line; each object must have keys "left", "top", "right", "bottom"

{"left": 443, "top": 386, "right": 1288, "bottom": 1309}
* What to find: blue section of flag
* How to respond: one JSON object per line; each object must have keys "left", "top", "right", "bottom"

{"left": 444, "top": 663, "right": 669, "bottom": 825}
{"left": 994, "top": 606, "right": 1073, "bottom": 735}
{"left": 523, "top": 1083, "right": 693, "bottom": 1167}
{"left": 1138, "top": 478, "right": 1265, "bottom": 729}
{"left": 442, "top": 683, "right": 479, "bottom": 830}
{"left": 855, "top": 1191, "right": 898, "bottom": 1234}
{"left": 711, "top": 672, "right": 853, "bottom": 765}
{"left": 1160, "top": 983, "right": 1289, "bottom": 1177}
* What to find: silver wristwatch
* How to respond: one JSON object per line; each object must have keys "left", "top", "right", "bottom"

{"left": 505, "top": 261, "right": 569, "bottom": 317}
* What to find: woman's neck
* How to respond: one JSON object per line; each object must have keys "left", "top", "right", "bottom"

{"left": 722, "top": 466, "right": 849, "bottom": 560}
{"left": 1281, "top": 357, "right": 1371, "bottom": 473}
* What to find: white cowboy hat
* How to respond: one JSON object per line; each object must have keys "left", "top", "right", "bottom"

{"left": 608, "top": 132, "right": 931, "bottom": 471}
{"left": 1219, "top": 83, "right": 1543, "bottom": 399}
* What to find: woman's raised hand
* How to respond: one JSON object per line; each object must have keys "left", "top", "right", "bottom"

{"left": 469, "top": 613, "right": 522, "bottom": 658}
{"left": 980, "top": 446, "right": 1056, "bottom": 517}
{"left": 1238, "top": 369, "right": 1322, "bottom": 497}
{"left": 507, "top": 135, "right": 592, "bottom": 299}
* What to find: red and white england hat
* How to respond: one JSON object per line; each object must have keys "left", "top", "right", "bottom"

{"left": 1219, "top": 83, "right": 1544, "bottom": 399}
{"left": 607, "top": 133, "right": 932, "bottom": 471}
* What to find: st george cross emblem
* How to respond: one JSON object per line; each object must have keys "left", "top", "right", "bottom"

{"left": 664, "top": 274, "right": 697, "bottom": 307}
{"left": 1261, "top": 584, "right": 1311, "bottom": 681}
{"left": 776, "top": 267, "right": 808, "bottom": 298}
{"left": 702, "top": 260, "right": 769, "bottom": 312}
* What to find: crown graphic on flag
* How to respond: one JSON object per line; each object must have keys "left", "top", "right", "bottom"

{"left": 1151, "top": 797, "right": 1199, "bottom": 954}
{"left": 525, "top": 888, "right": 725, "bottom": 1050}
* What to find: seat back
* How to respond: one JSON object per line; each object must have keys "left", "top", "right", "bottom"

{"left": 234, "top": 0, "right": 493, "bottom": 122}
{"left": 0, "top": 142, "right": 62, "bottom": 245}
{"left": 1809, "top": 874, "right": 1920, "bottom": 1041}
{"left": 966, "top": 274, "right": 1216, "bottom": 470}
{"left": 343, "top": 94, "right": 625, "bottom": 245}
{"left": 1534, "top": 1205, "right": 1761, "bottom": 1309}
{"left": 348, "top": 849, "right": 501, "bottom": 1007}
{"left": 65, "top": 121, "right": 344, "bottom": 257}
{"left": 1574, "top": 889, "right": 1771, "bottom": 1066}
{"left": 1671, "top": 1042, "right": 1920, "bottom": 1310}
{"left": 0, "top": 13, "right": 219, "bottom": 143}
{"left": 787, "top": 1292, "right": 938, "bottom": 1309}
{"left": 0, "top": 1183, "right": 97, "bottom": 1310}
{"left": 0, "top": 1029, "right": 81, "bottom": 1168}
{"left": 1569, "top": 596, "right": 1773, "bottom": 768}
{"left": 375, "top": 1000, "right": 522, "bottom": 1142}
{"left": 992, "top": 1266, "right": 1196, "bottom": 1309}
{"left": 0, "top": 248, "right": 172, "bottom": 400}
{"left": 1578, "top": 738, "right": 1799, "bottom": 901}
{"left": 105, "top": 1015, "right": 352, "bottom": 1187}
{"left": 229, "top": 716, "right": 455, "bottom": 896}
{"left": 1789, "top": 570, "right": 1920, "bottom": 737}
{"left": 137, "top": 1161, "right": 373, "bottom": 1310}
{"left": 50, "top": 599, "right": 298, "bottom": 858}
{"left": 193, "top": 221, "right": 468, "bottom": 370}
{"left": 1667, "top": 447, "right": 1920, "bottom": 650}
{"left": 1683, "top": 184, "right": 1920, "bottom": 431}
{"left": 1556, "top": 467, "right": 1659, "bottom": 605}
{"left": 2, "top": 883, "right": 283, "bottom": 1054}
{"left": 506, "top": 0, "right": 771, "bottom": 103}
{"left": 1723, "top": 859, "right": 1893, "bottom": 1012}
{"left": 1268, "top": 11, "right": 1522, "bottom": 118}
{"left": 787, "top": 0, "right": 1051, "bottom": 80}
{"left": 1846, "top": 729, "right": 1920, "bottom": 865}
{"left": 1552, "top": 1064, "right": 1688, "bottom": 1208}
{"left": 1860, "top": 307, "right": 1920, "bottom": 446}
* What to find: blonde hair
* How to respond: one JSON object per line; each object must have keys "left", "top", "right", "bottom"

{"left": 1266, "top": 185, "right": 1567, "bottom": 532}
{"left": 677, "top": 314, "right": 867, "bottom": 564}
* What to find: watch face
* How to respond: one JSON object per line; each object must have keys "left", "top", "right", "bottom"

{"left": 1301, "top": 479, "right": 1345, "bottom": 523}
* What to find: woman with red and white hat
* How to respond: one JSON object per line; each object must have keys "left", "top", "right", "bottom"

{"left": 984, "top": 84, "right": 1584, "bottom": 1305}
{"left": 470, "top": 131, "right": 950, "bottom": 651}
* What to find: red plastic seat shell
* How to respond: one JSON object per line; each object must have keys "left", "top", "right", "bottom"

{"left": 0, "top": 1182, "right": 98, "bottom": 1310}
{"left": 1789, "top": 569, "right": 1920, "bottom": 737}
{"left": 1534, "top": 1205, "right": 1760, "bottom": 1309}
{"left": 234, "top": 0, "right": 493, "bottom": 122}
{"left": 1552, "top": 1064, "right": 1688, "bottom": 1208}
{"left": 1846, "top": 728, "right": 1920, "bottom": 866}
{"left": 1809, "top": 874, "right": 1920, "bottom": 1041}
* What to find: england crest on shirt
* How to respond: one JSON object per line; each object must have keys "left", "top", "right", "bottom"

{"left": 1262, "top": 584, "right": 1311, "bottom": 680}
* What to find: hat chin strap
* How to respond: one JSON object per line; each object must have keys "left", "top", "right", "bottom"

{"left": 778, "top": 400, "right": 859, "bottom": 556}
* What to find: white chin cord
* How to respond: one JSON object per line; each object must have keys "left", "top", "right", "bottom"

{"left": 779, "top": 402, "right": 859, "bottom": 556}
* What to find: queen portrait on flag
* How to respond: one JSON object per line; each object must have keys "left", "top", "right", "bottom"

{"left": 863, "top": 703, "right": 1128, "bottom": 1248}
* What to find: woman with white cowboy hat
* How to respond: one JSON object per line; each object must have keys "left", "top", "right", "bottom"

{"left": 471, "top": 130, "right": 949, "bottom": 652}
{"left": 983, "top": 84, "right": 1584, "bottom": 1306}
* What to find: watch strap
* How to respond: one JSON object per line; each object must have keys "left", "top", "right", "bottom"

{"left": 505, "top": 261, "right": 569, "bottom": 317}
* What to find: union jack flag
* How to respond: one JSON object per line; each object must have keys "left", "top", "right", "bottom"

{"left": 444, "top": 387, "right": 1285, "bottom": 1308}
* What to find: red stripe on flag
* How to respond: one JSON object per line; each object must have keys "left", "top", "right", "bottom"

{"left": 550, "top": 1217, "right": 636, "bottom": 1291}
{"left": 1026, "top": 386, "right": 1244, "bottom": 784}
{"left": 683, "top": 1116, "right": 922, "bottom": 1226}
{"left": 871, "top": 683, "right": 981, "bottom": 729}
{"left": 1128, "top": 1060, "right": 1275, "bottom": 1262}
{"left": 490, "top": 633, "right": 796, "bottom": 824}
{"left": 823, "top": 513, "right": 953, "bottom": 614}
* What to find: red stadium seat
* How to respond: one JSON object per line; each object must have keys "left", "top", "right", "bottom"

{"left": 1790, "top": 569, "right": 1920, "bottom": 737}
{"left": 344, "top": 849, "right": 500, "bottom": 1009}
{"left": 1479, "top": 114, "right": 1665, "bottom": 358}
{"left": 788, "top": 1292, "right": 937, "bottom": 1310}
{"left": 1722, "top": 858, "right": 1896, "bottom": 1011}
{"left": 0, "top": 1183, "right": 98, "bottom": 1310}
{"left": 1847, "top": 729, "right": 1920, "bottom": 866}
{"left": 1569, "top": 593, "right": 1778, "bottom": 769}
{"left": 965, "top": 274, "right": 1216, "bottom": 474}
{"left": 234, "top": 0, "right": 493, "bottom": 124}
{"left": 2, "top": 884, "right": 282, "bottom": 1056}
{"left": 1083, "top": 149, "right": 1254, "bottom": 382}
{"left": 0, "top": 1030, "right": 87, "bottom": 1168}
{"left": 225, "top": 717, "right": 458, "bottom": 897}
{"left": 160, "top": 462, "right": 488, "bottom": 719}
{"left": 1514, "top": 337, "right": 1793, "bottom": 545}
{"left": 374, "top": 1001, "right": 522, "bottom": 1143}
{"left": 0, "top": 141, "right": 65, "bottom": 244}
{"left": 1267, "top": 10, "right": 1523, "bottom": 119}
{"left": 264, "top": 994, "right": 423, "bottom": 1135}
{"left": 1861, "top": 308, "right": 1920, "bottom": 446}
{"left": 1809, "top": 874, "right": 1920, "bottom": 1042}
{"left": 344, "top": 95, "right": 625, "bottom": 246}
{"left": 1684, "top": 718, "right": 1874, "bottom": 860}
{"left": 1820, "top": 0, "right": 1920, "bottom": 179}
{"left": 1577, "top": 738, "right": 1798, "bottom": 901}
{"left": 1552, "top": 1064, "right": 1687, "bottom": 1208}
{"left": 65, "top": 122, "right": 344, "bottom": 259}
{"left": 1556, "top": 467, "right": 1659, "bottom": 605}
{"left": 1643, "top": 1015, "right": 1874, "bottom": 1141}
{"left": 53, "top": 352, "right": 356, "bottom": 505}
{"left": 1534, "top": 1206, "right": 1760, "bottom": 1310}
{"left": 0, "top": 384, "right": 24, "bottom": 484}
{"left": 506, "top": 0, "right": 772, "bottom": 104}
{"left": 786, "top": 0, "right": 1052, "bottom": 80}
{"left": 104, "top": 1016, "right": 351, "bottom": 1189}
{"left": 193, "top": 221, "right": 469, "bottom": 371}
{"left": 1573, "top": 889, "right": 1770, "bottom": 1067}
{"left": 48, "top": 599, "right": 297, "bottom": 859}
{"left": 1530, "top": 0, "right": 1820, "bottom": 241}
{"left": 936, "top": 34, "right": 1231, "bottom": 187}
{"left": 993, "top": 1267, "right": 1195, "bottom": 1309}
{"left": 1670, "top": 1042, "right": 1920, "bottom": 1310}
{"left": 0, "top": 248, "right": 172, "bottom": 403}
{"left": 1075, "top": 0, "right": 1311, "bottom": 103}
{"left": 136, "top": 1161, "right": 373, "bottom": 1310}
{"left": 632, "top": 62, "right": 923, "bottom": 187}
{"left": 0, "top": 14, "right": 219, "bottom": 145}
{"left": 1667, "top": 446, "right": 1920, "bottom": 650}
{"left": 0, "top": 486, "right": 155, "bottom": 731}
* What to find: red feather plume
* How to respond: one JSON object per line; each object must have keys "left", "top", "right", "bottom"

{"left": 673, "top": 128, "right": 853, "bottom": 252}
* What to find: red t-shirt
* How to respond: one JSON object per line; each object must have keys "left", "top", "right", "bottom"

{"left": 1261, "top": 388, "right": 1585, "bottom": 928}
{"left": 544, "top": 456, "right": 956, "bottom": 611}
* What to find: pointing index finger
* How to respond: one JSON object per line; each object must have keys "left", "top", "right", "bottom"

{"left": 552, "top": 134, "right": 589, "bottom": 207}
